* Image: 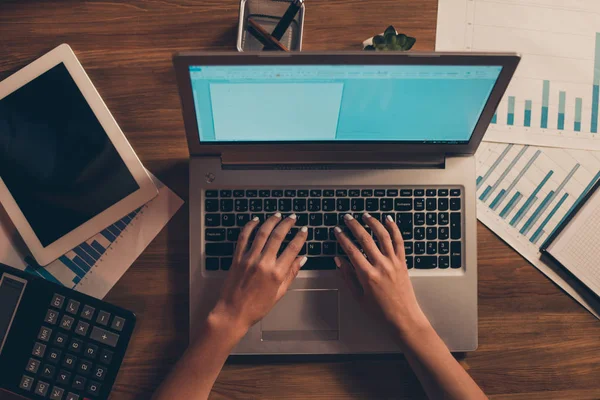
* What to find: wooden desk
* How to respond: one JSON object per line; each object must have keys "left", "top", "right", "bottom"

{"left": 1, "top": 1, "right": 599, "bottom": 399}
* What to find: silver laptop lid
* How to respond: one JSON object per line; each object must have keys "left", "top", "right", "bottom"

{"left": 173, "top": 52, "right": 519, "bottom": 158}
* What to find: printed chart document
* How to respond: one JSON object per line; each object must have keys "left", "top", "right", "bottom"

{"left": 436, "top": 0, "right": 600, "bottom": 151}
{"left": 0, "top": 174, "right": 183, "bottom": 299}
{"left": 475, "top": 142, "right": 600, "bottom": 318}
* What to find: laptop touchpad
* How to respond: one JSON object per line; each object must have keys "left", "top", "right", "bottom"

{"left": 261, "top": 289, "right": 339, "bottom": 341}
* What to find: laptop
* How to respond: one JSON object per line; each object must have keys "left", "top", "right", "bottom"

{"left": 173, "top": 52, "right": 519, "bottom": 354}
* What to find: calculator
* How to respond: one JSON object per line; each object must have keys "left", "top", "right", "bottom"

{"left": 0, "top": 263, "right": 136, "bottom": 400}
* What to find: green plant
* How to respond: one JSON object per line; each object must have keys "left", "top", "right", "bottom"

{"left": 364, "top": 25, "right": 416, "bottom": 51}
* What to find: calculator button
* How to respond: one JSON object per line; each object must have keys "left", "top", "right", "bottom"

{"left": 80, "top": 305, "right": 95, "bottom": 320}
{"left": 78, "top": 360, "right": 93, "bottom": 375}
{"left": 93, "top": 366, "right": 106, "bottom": 381}
{"left": 69, "top": 338, "right": 83, "bottom": 353}
{"left": 75, "top": 321, "right": 90, "bottom": 336}
{"left": 66, "top": 300, "right": 80, "bottom": 315}
{"left": 38, "top": 326, "right": 52, "bottom": 342}
{"left": 90, "top": 326, "right": 119, "bottom": 347}
{"left": 47, "top": 348, "right": 62, "bottom": 364}
{"left": 35, "top": 380, "right": 50, "bottom": 397}
{"left": 25, "top": 358, "right": 41, "bottom": 374}
{"left": 41, "top": 364, "right": 56, "bottom": 379}
{"left": 19, "top": 375, "right": 34, "bottom": 391}
{"left": 86, "top": 380, "right": 102, "bottom": 397}
{"left": 111, "top": 316, "right": 125, "bottom": 332}
{"left": 60, "top": 315, "right": 75, "bottom": 331}
{"left": 51, "top": 294, "right": 65, "bottom": 309}
{"left": 45, "top": 309, "right": 59, "bottom": 325}
{"left": 33, "top": 342, "right": 47, "bottom": 358}
{"left": 57, "top": 370, "right": 71, "bottom": 385}
{"left": 66, "top": 393, "right": 80, "bottom": 400}
{"left": 53, "top": 332, "right": 69, "bottom": 348}
{"left": 82, "top": 344, "right": 98, "bottom": 360}
{"left": 62, "top": 354, "right": 77, "bottom": 369}
{"left": 99, "top": 349, "right": 113, "bottom": 364}
{"left": 50, "top": 386, "right": 65, "bottom": 400}
{"left": 72, "top": 375, "right": 86, "bottom": 391}
{"left": 96, "top": 311, "right": 110, "bottom": 326}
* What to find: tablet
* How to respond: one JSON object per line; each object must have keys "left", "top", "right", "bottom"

{"left": 0, "top": 44, "right": 158, "bottom": 266}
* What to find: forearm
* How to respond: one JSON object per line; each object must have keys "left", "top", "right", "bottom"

{"left": 393, "top": 313, "right": 487, "bottom": 400}
{"left": 152, "top": 313, "right": 247, "bottom": 400}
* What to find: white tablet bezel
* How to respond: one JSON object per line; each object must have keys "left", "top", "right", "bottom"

{"left": 0, "top": 43, "right": 158, "bottom": 266}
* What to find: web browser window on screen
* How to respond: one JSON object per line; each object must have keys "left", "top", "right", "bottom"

{"left": 188, "top": 64, "right": 502, "bottom": 143}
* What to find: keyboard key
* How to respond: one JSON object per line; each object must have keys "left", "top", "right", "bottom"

{"left": 221, "top": 258, "right": 233, "bottom": 271}
{"left": 426, "top": 198, "right": 437, "bottom": 211}
{"left": 205, "top": 190, "right": 218, "bottom": 198}
{"left": 335, "top": 189, "right": 347, "bottom": 197}
{"left": 62, "top": 354, "right": 77, "bottom": 369}
{"left": 278, "top": 199, "right": 292, "bottom": 212}
{"left": 51, "top": 294, "right": 65, "bottom": 309}
{"left": 414, "top": 198, "right": 425, "bottom": 211}
{"left": 236, "top": 214, "right": 250, "bottom": 227}
{"left": 41, "top": 364, "right": 56, "bottom": 379}
{"left": 387, "top": 189, "right": 399, "bottom": 196}
{"left": 57, "top": 370, "right": 71, "bottom": 385}
{"left": 322, "top": 199, "right": 335, "bottom": 212}
{"left": 414, "top": 213, "right": 425, "bottom": 226}
{"left": 438, "top": 198, "right": 449, "bottom": 211}
{"left": 206, "top": 257, "right": 219, "bottom": 271}
{"left": 426, "top": 227, "right": 437, "bottom": 240}
{"left": 90, "top": 327, "right": 119, "bottom": 347}
{"left": 78, "top": 360, "right": 93, "bottom": 375}
{"left": 20, "top": 375, "right": 34, "bottom": 391}
{"left": 438, "top": 212, "right": 449, "bottom": 225}
{"left": 75, "top": 321, "right": 90, "bottom": 337}
{"left": 270, "top": 190, "right": 282, "bottom": 197}
{"left": 53, "top": 332, "right": 68, "bottom": 348}
{"left": 366, "top": 198, "right": 379, "bottom": 211}
{"left": 33, "top": 342, "right": 47, "bottom": 358}
{"left": 349, "top": 198, "right": 364, "bottom": 212}
{"left": 251, "top": 213, "right": 265, "bottom": 222}
{"left": 374, "top": 189, "right": 386, "bottom": 197}
{"left": 72, "top": 375, "right": 86, "bottom": 391}
{"left": 439, "top": 256, "right": 450, "bottom": 269}
{"left": 47, "top": 348, "right": 61, "bottom": 364}
{"left": 450, "top": 198, "right": 461, "bottom": 211}
{"left": 227, "top": 228, "right": 241, "bottom": 242}
{"left": 66, "top": 393, "right": 80, "bottom": 400}
{"left": 415, "top": 256, "right": 437, "bottom": 269}
{"left": 396, "top": 213, "right": 413, "bottom": 240}
{"left": 309, "top": 213, "right": 323, "bottom": 226}
{"left": 235, "top": 199, "right": 249, "bottom": 212}
{"left": 439, "top": 227, "right": 449, "bottom": 240}
{"left": 249, "top": 199, "right": 263, "bottom": 212}
{"left": 297, "top": 213, "right": 308, "bottom": 226}
{"left": 26, "top": 358, "right": 41, "bottom": 373}
{"left": 99, "top": 349, "right": 113, "bottom": 365}
{"left": 301, "top": 257, "right": 336, "bottom": 270}
{"left": 404, "top": 241, "right": 413, "bottom": 255}
{"left": 293, "top": 199, "right": 307, "bottom": 212}
{"left": 220, "top": 199, "right": 234, "bottom": 212}
{"left": 451, "top": 241, "right": 461, "bottom": 258}
{"left": 314, "top": 228, "right": 328, "bottom": 241}
{"left": 406, "top": 256, "right": 414, "bottom": 269}
{"left": 84, "top": 344, "right": 98, "bottom": 359}
{"left": 308, "top": 199, "right": 321, "bottom": 211}
{"left": 439, "top": 242, "right": 450, "bottom": 255}
{"left": 426, "top": 242, "right": 437, "bottom": 255}
{"left": 246, "top": 190, "right": 257, "bottom": 197}
{"left": 321, "top": 189, "right": 333, "bottom": 197}
{"left": 233, "top": 190, "right": 245, "bottom": 197}
{"left": 310, "top": 189, "right": 322, "bottom": 197}
{"left": 205, "top": 214, "right": 220, "bottom": 227}
{"left": 264, "top": 199, "right": 277, "bottom": 212}
{"left": 415, "top": 242, "right": 425, "bottom": 255}
{"left": 349, "top": 189, "right": 360, "bottom": 197}
{"left": 379, "top": 198, "right": 393, "bottom": 211}
{"left": 206, "top": 243, "right": 234, "bottom": 256}
{"left": 205, "top": 228, "right": 226, "bottom": 241}
{"left": 308, "top": 242, "right": 321, "bottom": 255}
{"left": 414, "top": 189, "right": 425, "bottom": 196}
{"left": 323, "top": 242, "right": 336, "bottom": 255}
{"left": 50, "top": 386, "right": 65, "bottom": 400}
{"left": 38, "top": 326, "right": 52, "bottom": 342}
{"left": 426, "top": 189, "right": 436, "bottom": 197}
{"left": 69, "top": 338, "right": 83, "bottom": 353}
{"left": 96, "top": 311, "right": 110, "bottom": 326}
{"left": 45, "top": 309, "right": 59, "bottom": 325}
{"left": 66, "top": 300, "right": 80, "bottom": 315}
{"left": 35, "top": 381, "right": 50, "bottom": 397}
{"left": 414, "top": 227, "right": 425, "bottom": 240}
{"left": 394, "top": 198, "right": 412, "bottom": 211}
{"left": 426, "top": 213, "right": 437, "bottom": 226}
{"left": 336, "top": 198, "right": 350, "bottom": 211}
{"left": 220, "top": 190, "right": 232, "bottom": 197}
{"left": 324, "top": 213, "right": 337, "bottom": 226}
{"left": 205, "top": 199, "right": 218, "bottom": 212}
{"left": 438, "top": 189, "right": 449, "bottom": 196}
{"left": 450, "top": 213, "right": 461, "bottom": 239}
{"left": 258, "top": 189, "right": 270, "bottom": 197}
{"left": 87, "top": 380, "right": 102, "bottom": 397}
{"left": 360, "top": 189, "right": 373, "bottom": 197}
{"left": 285, "top": 189, "right": 296, "bottom": 197}
{"left": 450, "top": 189, "right": 461, "bottom": 196}
{"left": 221, "top": 214, "right": 235, "bottom": 227}
{"left": 93, "top": 366, "right": 106, "bottom": 381}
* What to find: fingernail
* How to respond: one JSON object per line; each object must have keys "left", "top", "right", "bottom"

{"left": 334, "top": 257, "right": 341, "bottom": 268}
{"left": 363, "top": 212, "right": 371, "bottom": 220}
{"left": 274, "top": 212, "right": 282, "bottom": 218}
{"left": 289, "top": 213, "right": 297, "bottom": 220}
{"left": 344, "top": 213, "right": 354, "bottom": 221}
{"left": 301, "top": 226, "right": 308, "bottom": 233}
{"left": 334, "top": 226, "right": 342, "bottom": 233}
{"left": 252, "top": 216, "right": 259, "bottom": 222}
{"left": 386, "top": 215, "right": 394, "bottom": 223}
{"left": 300, "top": 256, "right": 308, "bottom": 267}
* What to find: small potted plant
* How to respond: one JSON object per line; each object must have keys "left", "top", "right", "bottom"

{"left": 363, "top": 25, "right": 416, "bottom": 51}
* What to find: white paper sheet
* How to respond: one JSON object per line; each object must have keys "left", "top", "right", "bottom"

{"left": 0, "top": 174, "right": 183, "bottom": 299}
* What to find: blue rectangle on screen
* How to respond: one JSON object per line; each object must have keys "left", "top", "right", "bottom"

{"left": 101, "top": 229, "right": 116, "bottom": 242}
{"left": 73, "top": 276, "right": 81, "bottom": 285}
{"left": 59, "top": 255, "right": 86, "bottom": 278}
{"left": 115, "top": 220, "right": 127, "bottom": 230}
{"left": 73, "top": 247, "right": 96, "bottom": 265}
{"left": 80, "top": 242, "right": 102, "bottom": 260}
{"left": 91, "top": 240, "right": 106, "bottom": 254}
{"left": 107, "top": 226, "right": 121, "bottom": 237}
{"left": 73, "top": 255, "right": 91, "bottom": 273}
{"left": 122, "top": 215, "right": 132, "bottom": 224}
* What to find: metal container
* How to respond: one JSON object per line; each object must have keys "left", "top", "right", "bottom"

{"left": 237, "top": 0, "right": 305, "bottom": 52}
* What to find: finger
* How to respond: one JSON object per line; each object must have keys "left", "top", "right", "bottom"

{"left": 247, "top": 212, "right": 282, "bottom": 261}
{"left": 362, "top": 213, "right": 395, "bottom": 256}
{"left": 262, "top": 214, "right": 298, "bottom": 259}
{"left": 335, "top": 257, "right": 363, "bottom": 299}
{"left": 384, "top": 214, "right": 406, "bottom": 261}
{"left": 334, "top": 226, "right": 373, "bottom": 280}
{"left": 278, "top": 226, "right": 308, "bottom": 267}
{"left": 343, "top": 213, "right": 384, "bottom": 263}
{"left": 233, "top": 216, "right": 260, "bottom": 264}
{"left": 276, "top": 256, "right": 308, "bottom": 300}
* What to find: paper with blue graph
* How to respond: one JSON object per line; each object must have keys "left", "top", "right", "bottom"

{"left": 436, "top": 0, "right": 600, "bottom": 151}
{"left": 0, "top": 174, "right": 183, "bottom": 299}
{"left": 476, "top": 142, "right": 600, "bottom": 317}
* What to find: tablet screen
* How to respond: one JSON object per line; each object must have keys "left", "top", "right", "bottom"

{"left": 0, "top": 63, "right": 139, "bottom": 247}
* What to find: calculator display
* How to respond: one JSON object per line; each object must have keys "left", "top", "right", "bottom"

{"left": 0, "top": 274, "right": 27, "bottom": 355}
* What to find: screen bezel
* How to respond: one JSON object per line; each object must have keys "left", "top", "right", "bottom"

{"left": 173, "top": 51, "right": 520, "bottom": 156}
{"left": 0, "top": 44, "right": 158, "bottom": 266}
{"left": 0, "top": 273, "right": 27, "bottom": 356}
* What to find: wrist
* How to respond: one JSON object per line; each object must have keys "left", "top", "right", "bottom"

{"left": 206, "top": 303, "right": 250, "bottom": 339}
{"left": 389, "top": 306, "right": 434, "bottom": 345}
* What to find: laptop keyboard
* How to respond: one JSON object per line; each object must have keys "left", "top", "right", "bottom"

{"left": 203, "top": 188, "right": 463, "bottom": 271}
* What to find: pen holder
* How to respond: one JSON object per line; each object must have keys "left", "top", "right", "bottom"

{"left": 237, "top": 0, "right": 305, "bottom": 51}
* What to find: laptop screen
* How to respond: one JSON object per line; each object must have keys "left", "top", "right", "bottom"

{"left": 188, "top": 64, "right": 502, "bottom": 144}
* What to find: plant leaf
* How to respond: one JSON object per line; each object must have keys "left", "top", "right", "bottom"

{"left": 384, "top": 30, "right": 396, "bottom": 45}
{"left": 373, "top": 35, "right": 385, "bottom": 46}
{"left": 403, "top": 36, "right": 417, "bottom": 50}
{"left": 364, "top": 45, "right": 376, "bottom": 51}
{"left": 384, "top": 25, "right": 397, "bottom": 37}
{"left": 396, "top": 33, "right": 407, "bottom": 47}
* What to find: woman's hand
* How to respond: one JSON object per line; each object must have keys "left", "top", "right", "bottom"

{"left": 209, "top": 213, "right": 308, "bottom": 334}
{"left": 334, "top": 213, "right": 430, "bottom": 339}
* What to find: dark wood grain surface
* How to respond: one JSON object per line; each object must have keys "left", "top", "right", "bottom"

{"left": 1, "top": 1, "right": 600, "bottom": 399}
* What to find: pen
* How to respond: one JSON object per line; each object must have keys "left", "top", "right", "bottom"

{"left": 247, "top": 17, "right": 289, "bottom": 51}
{"left": 271, "top": 0, "right": 303, "bottom": 41}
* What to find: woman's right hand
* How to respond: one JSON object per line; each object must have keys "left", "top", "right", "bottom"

{"left": 334, "top": 213, "right": 431, "bottom": 340}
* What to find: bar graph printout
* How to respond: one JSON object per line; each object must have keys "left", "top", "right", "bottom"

{"left": 476, "top": 142, "right": 600, "bottom": 317}
{"left": 436, "top": 0, "right": 600, "bottom": 150}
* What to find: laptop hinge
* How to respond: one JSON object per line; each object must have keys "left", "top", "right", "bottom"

{"left": 220, "top": 152, "right": 445, "bottom": 170}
